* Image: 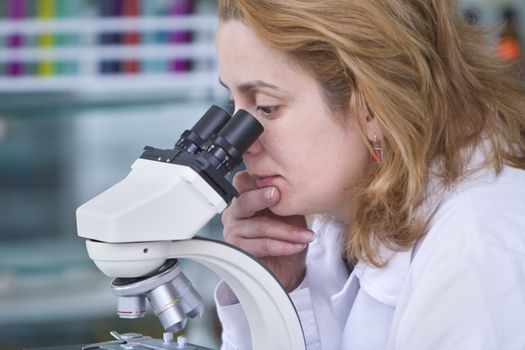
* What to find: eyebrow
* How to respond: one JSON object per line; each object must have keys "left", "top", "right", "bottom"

{"left": 218, "top": 78, "right": 282, "bottom": 94}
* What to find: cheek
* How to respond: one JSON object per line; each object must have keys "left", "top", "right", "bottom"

{"left": 284, "top": 139, "right": 369, "bottom": 209}
{"left": 267, "top": 160, "right": 332, "bottom": 215}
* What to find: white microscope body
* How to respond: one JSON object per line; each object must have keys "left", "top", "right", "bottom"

{"left": 76, "top": 106, "right": 306, "bottom": 350}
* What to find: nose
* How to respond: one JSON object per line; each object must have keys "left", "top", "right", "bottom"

{"left": 244, "top": 136, "right": 262, "bottom": 156}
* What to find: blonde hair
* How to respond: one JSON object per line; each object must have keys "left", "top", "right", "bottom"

{"left": 218, "top": 0, "right": 525, "bottom": 266}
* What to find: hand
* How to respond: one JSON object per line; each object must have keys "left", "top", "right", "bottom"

{"left": 222, "top": 170, "right": 315, "bottom": 292}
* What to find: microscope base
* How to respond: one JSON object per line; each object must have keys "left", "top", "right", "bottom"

{"left": 25, "top": 331, "right": 214, "bottom": 350}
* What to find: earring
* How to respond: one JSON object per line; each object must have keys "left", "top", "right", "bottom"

{"left": 372, "top": 134, "right": 383, "bottom": 163}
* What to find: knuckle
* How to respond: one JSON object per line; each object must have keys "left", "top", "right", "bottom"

{"left": 255, "top": 216, "right": 273, "bottom": 236}
{"left": 232, "top": 173, "right": 242, "bottom": 189}
{"left": 222, "top": 222, "right": 237, "bottom": 242}
{"left": 221, "top": 208, "right": 232, "bottom": 226}
{"left": 222, "top": 227, "right": 232, "bottom": 240}
{"left": 223, "top": 229, "right": 238, "bottom": 244}
{"left": 235, "top": 192, "right": 248, "bottom": 208}
{"left": 237, "top": 240, "right": 256, "bottom": 255}
{"left": 263, "top": 239, "right": 286, "bottom": 255}
{"left": 232, "top": 171, "right": 247, "bottom": 189}
{"left": 262, "top": 238, "right": 273, "bottom": 253}
{"left": 228, "top": 236, "right": 240, "bottom": 246}
{"left": 273, "top": 240, "right": 287, "bottom": 255}
{"left": 237, "top": 192, "right": 259, "bottom": 217}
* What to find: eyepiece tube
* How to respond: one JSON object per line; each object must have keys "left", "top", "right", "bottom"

{"left": 217, "top": 109, "right": 264, "bottom": 155}
{"left": 203, "top": 109, "right": 264, "bottom": 174}
{"left": 176, "top": 105, "right": 231, "bottom": 154}
{"left": 191, "top": 105, "right": 231, "bottom": 141}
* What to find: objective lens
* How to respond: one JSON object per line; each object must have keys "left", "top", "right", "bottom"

{"left": 171, "top": 273, "right": 204, "bottom": 318}
{"left": 110, "top": 260, "right": 204, "bottom": 333}
{"left": 176, "top": 105, "right": 231, "bottom": 154}
{"left": 144, "top": 268, "right": 204, "bottom": 332}
{"left": 147, "top": 283, "right": 188, "bottom": 333}
{"left": 117, "top": 295, "right": 146, "bottom": 319}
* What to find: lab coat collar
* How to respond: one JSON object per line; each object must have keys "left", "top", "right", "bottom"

{"left": 352, "top": 247, "right": 413, "bottom": 306}
{"left": 343, "top": 168, "right": 448, "bottom": 308}
{"left": 329, "top": 143, "right": 488, "bottom": 317}
{"left": 348, "top": 174, "right": 447, "bottom": 308}
{"left": 312, "top": 215, "right": 415, "bottom": 309}
{"left": 328, "top": 246, "right": 413, "bottom": 327}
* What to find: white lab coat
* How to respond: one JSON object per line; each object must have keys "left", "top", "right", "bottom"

{"left": 215, "top": 163, "right": 525, "bottom": 350}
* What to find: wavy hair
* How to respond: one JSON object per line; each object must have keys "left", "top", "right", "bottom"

{"left": 218, "top": 0, "right": 525, "bottom": 266}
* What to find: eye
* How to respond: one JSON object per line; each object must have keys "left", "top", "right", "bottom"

{"left": 256, "top": 105, "right": 279, "bottom": 119}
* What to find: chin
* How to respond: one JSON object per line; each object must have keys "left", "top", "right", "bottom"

{"left": 268, "top": 201, "right": 303, "bottom": 217}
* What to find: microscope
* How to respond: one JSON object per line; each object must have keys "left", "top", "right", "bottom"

{"left": 75, "top": 106, "right": 306, "bottom": 350}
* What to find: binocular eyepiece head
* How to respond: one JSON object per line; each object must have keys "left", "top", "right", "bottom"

{"left": 176, "top": 105, "right": 264, "bottom": 175}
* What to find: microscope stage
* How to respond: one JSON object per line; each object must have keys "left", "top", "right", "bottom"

{"left": 24, "top": 332, "right": 214, "bottom": 350}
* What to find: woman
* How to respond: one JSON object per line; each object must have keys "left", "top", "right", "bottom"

{"left": 214, "top": 0, "right": 525, "bottom": 349}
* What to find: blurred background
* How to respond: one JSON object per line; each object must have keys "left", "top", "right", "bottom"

{"left": 0, "top": 0, "right": 524, "bottom": 349}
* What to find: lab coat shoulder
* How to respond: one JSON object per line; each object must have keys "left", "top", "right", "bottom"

{"left": 391, "top": 165, "right": 525, "bottom": 350}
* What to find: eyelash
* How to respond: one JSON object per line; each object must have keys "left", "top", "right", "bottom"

{"left": 227, "top": 97, "right": 278, "bottom": 119}
{"left": 255, "top": 105, "right": 278, "bottom": 119}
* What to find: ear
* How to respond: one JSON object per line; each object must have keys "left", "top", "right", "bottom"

{"left": 356, "top": 103, "right": 384, "bottom": 143}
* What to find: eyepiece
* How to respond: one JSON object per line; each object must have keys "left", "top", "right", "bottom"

{"left": 175, "top": 105, "right": 231, "bottom": 154}
{"left": 203, "top": 109, "right": 264, "bottom": 174}
{"left": 217, "top": 109, "right": 264, "bottom": 155}
{"left": 192, "top": 105, "right": 232, "bottom": 141}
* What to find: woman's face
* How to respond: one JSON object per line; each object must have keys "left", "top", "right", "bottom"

{"left": 216, "top": 20, "right": 371, "bottom": 221}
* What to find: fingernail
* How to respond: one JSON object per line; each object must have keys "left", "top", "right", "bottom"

{"left": 265, "top": 187, "right": 276, "bottom": 200}
{"left": 302, "top": 231, "right": 315, "bottom": 242}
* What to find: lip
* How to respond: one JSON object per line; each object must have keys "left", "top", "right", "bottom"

{"left": 254, "top": 175, "right": 280, "bottom": 188}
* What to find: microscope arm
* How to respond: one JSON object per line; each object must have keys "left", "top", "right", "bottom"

{"left": 85, "top": 238, "right": 306, "bottom": 350}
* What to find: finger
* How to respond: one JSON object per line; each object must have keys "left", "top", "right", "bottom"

{"left": 235, "top": 237, "right": 307, "bottom": 257}
{"left": 226, "top": 186, "right": 279, "bottom": 219}
{"left": 229, "top": 216, "right": 315, "bottom": 244}
{"left": 232, "top": 170, "right": 258, "bottom": 193}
